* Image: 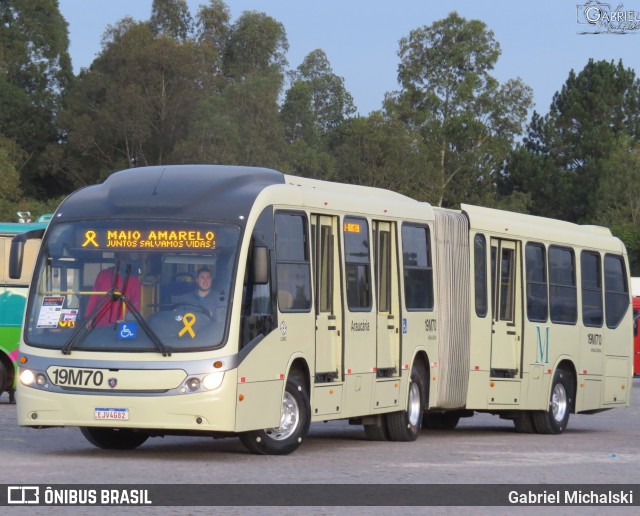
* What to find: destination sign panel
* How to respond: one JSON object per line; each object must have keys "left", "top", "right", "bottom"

{"left": 78, "top": 229, "right": 216, "bottom": 250}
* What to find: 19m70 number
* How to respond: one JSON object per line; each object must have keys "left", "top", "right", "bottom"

{"left": 50, "top": 368, "right": 104, "bottom": 387}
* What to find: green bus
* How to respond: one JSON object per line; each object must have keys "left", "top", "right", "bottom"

{"left": 0, "top": 216, "right": 50, "bottom": 402}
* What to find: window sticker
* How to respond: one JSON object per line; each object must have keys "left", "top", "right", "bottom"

{"left": 37, "top": 296, "right": 65, "bottom": 328}
{"left": 58, "top": 309, "right": 79, "bottom": 328}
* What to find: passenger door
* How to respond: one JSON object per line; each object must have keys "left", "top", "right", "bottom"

{"left": 490, "top": 238, "right": 522, "bottom": 375}
{"left": 374, "top": 220, "right": 400, "bottom": 377}
{"left": 312, "top": 215, "right": 343, "bottom": 382}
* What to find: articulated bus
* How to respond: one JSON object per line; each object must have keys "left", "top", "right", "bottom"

{"left": 11, "top": 166, "right": 633, "bottom": 454}
{"left": 0, "top": 217, "right": 50, "bottom": 402}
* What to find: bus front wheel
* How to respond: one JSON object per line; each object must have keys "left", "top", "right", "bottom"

{"left": 80, "top": 427, "right": 149, "bottom": 450}
{"left": 239, "top": 376, "right": 311, "bottom": 455}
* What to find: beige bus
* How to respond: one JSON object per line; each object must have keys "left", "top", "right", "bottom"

{"left": 12, "top": 166, "right": 632, "bottom": 454}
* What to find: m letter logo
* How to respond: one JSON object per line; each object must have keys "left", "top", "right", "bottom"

{"left": 535, "top": 326, "right": 550, "bottom": 364}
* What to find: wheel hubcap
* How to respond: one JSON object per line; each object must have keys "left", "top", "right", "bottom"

{"left": 407, "top": 381, "right": 421, "bottom": 427}
{"left": 551, "top": 383, "right": 567, "bottom": 423}
{"left": 265, "top": 391, "right": 299, "bottom": 441}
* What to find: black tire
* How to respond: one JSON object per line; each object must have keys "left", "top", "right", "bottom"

{"left": 0, "top": 360, "right": 9, "bottom": 397}
{"left": 385, "top": 364, "right": 426, "bottom": 442}
{"left": 80, "top": 427, "right": 149, "bottom": 450}
{"left": 423, "top": 412, "right": 460, "bottom": 430}
{"left": 513, "top": 411, "right": 536, "bottom": 433}
{"left": 239, "top": 376, "right": 311, "bottom": 455}
{"left": 364, "top": 416, "right": 389, "bottom": 441}
{"left": 532, "top": 368, "right": 574, "bottom": 435}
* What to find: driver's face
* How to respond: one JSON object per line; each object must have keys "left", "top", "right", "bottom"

{"left": 196, "top": 271, "right": 212, "bottom": 292}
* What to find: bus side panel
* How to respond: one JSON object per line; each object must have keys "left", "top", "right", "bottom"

{"left": 236, "top": 315, "right": 314, "bottom": 428}
{"left": 235, "top": 379, "right": 284, "bottom": 431}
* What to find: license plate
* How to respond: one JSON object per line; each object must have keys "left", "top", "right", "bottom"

{"left": 94, "top": 408, "right": 129, "bottom": 421}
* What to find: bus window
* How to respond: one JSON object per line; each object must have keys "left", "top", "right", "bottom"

{"left": 604, "top": 254, "right": 629, "bottom": 329}
{"left": 549, "top": 246, "right": 577, "bottom": 324}
{"left": 275, "top": 212, "right": 311, "bottom": 312}
{"left": 344, "top": 217, "right": 371, "bottom": 311}
{"left": 376, "top": 228, "right": 391, "bottom": 313}
{"left": 499, "top": 247, "right": 515, "bottom": 322}
{"left": 474, "top": 234, "right": 487, "bottom": 317}
{"left": 401, "top": 224, "right": 433, "bottom": 311}
{"left": 581, "top": 251, "right": 603, "bottom": 327}
{"left": 525, "top": 242, "right": 548, "bottom": 322}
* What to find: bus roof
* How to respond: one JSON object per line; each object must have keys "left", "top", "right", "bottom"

{"left": 0, "top": 221, "right": 49, "bottom": 235}
{"left": 56, "top": 165, "right": 285, "bottom": 223}
{"left": 461, "top": 204, "right": 622, "bottom": 251}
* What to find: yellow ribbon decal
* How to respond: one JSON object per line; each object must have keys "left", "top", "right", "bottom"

{"left": 178, "top": 313, "right": 196, "bottom": 338}
{"left": 82, "top": 230, "right": 99, "bottom": 247}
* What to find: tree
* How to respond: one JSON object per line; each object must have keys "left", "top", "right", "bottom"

{"left": 0, "top": 135, "right": 24, "bottom": 219}
{"left": 195, "top": 0, "right": 231, "bottom": 90}
{"left": 501, "top": 59, "right": 640, "bottom": 222}
{"left": 222, "top": 11, "right": 288, "bottom": 81}
{"left": 280, "top": 49, "right": 354, "bottom": 179}
{"left": 60, "top": 17, "right": 204, "bottom": 185}
{"left": 150, "top": 0, "right": 193, "bottom": 41}
{"left": 331, "top": 112, "right": 422, "bottom": 194}
{"left": 0, "top": 0, "right": 72, "bottom": 198}
{"left": 594, "top": 137, "right": 640, "bottom": 274}
{"left": 286, "top": 49, "right": 355, "bottom": 134}
{"left": 176, "top": 10, "right": 288, "bottom": 167}
{"left": 386, "top": 12, "right": 532, "bottom": 207}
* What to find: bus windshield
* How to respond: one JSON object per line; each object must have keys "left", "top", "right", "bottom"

{"left": 25, "top": 220, "right": 240, "bottom": 353}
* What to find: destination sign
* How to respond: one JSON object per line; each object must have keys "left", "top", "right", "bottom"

{"left": 79, "top": 229, "right": 216, "bottom": 250}
{"left": 343, "top": 222, "right": 361, "bottom": 233}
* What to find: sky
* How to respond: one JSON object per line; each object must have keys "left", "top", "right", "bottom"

{"left": 57, "top": 0, "right": 640, "bottom": 117}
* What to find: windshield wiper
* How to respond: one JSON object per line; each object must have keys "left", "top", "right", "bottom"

{"left": 117, "top": 293, "right": 171, "bottom": 357}
{"left": 61, "top": 289, "right": 171, "bottom": 356}
{"left": 61, "top": 288, "right": 117, "bottom": 355}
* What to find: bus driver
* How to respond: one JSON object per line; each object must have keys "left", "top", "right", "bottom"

{"left": 177, "top": 268, "right": 219, "bottom": 318}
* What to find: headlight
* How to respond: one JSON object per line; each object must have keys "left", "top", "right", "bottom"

{"left": 202, "top": 372, "right": 224, "bottom": 390}
{"left": 20, "top": 369, "right": 35, "bottom": 386}
{"left": 186, "top": 377, "right": 201, "bottom": 391}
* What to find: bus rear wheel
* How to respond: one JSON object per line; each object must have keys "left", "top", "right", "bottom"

{"left": 532, "top": 368, "right": 574, "bottom": 434}
{"left": 239, "top": 376, "right": 311, "bottom": 455}
{"left": 385, "top": 364, "right": 426, "bottom": 441}
{"left": 80, "top": 427, "right": 149, "bottom": 450}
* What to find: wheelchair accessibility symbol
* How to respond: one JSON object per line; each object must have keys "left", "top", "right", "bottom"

{"left": 118, "top": 322, "right": 137, "bottom": 340}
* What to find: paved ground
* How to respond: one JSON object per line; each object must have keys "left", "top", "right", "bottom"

{"left": 0, "top": 378, "right": 638, "bottom": 513}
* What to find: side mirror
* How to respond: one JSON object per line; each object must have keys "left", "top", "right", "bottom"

{"left": 252, "top": 246, "right": 269, "bottom": 285}
{"left": 9, "top": 229, "right": 45, "bottom": 279}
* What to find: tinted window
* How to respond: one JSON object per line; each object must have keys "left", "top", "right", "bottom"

{"left": 581, "top": 251, "right": 603, "bottom": 327}
{"left": 474, "top": 234, "right": 487, "bottom": 317}
{"left": 604, "top": 254, "right": 629, "bottom": 329}
{"left": 549, "top": 246, "right": 577, "bottom": 324}
{"left": 401, "top": 224, "right": 433, "bottom": 310}
{"left": 526, "top": 243, "right": 548, "bottom": 322}
{"left": 344, "top": 217, "right": 371, "bottom": 310}
{"left": 275, "top": 212, "right": 311, "bottom": 311}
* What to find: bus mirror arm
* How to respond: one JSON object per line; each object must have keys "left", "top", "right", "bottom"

{"left": 9, "top": 229, "right": 45, "bottom": 279}
{"left": 252, "top": 246, "right": 269, "bottom": 285}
